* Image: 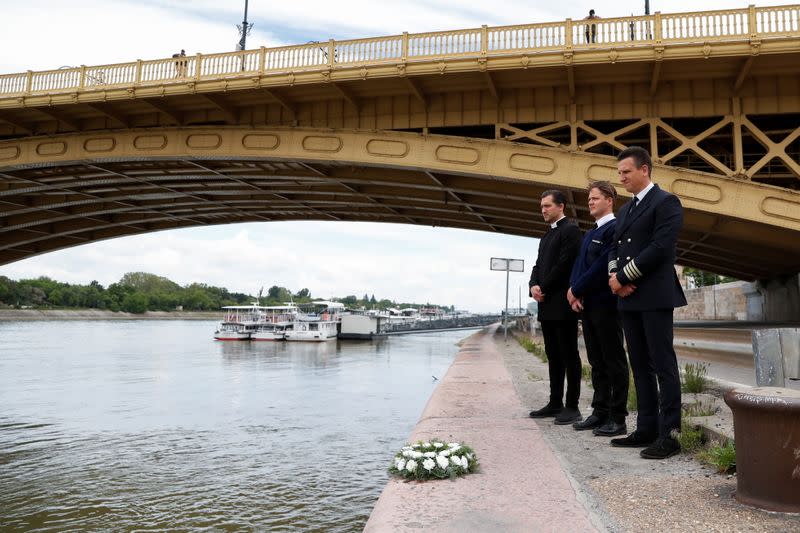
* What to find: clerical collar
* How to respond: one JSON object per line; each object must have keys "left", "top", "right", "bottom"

{"left": 595, "top": 213, "right": 616, "bottom": 228}
{"left": 634, "top": 182, "right": 655, "bottom": 203}
{"left": 550, "top": 215, "right": 566, "bottom": 229}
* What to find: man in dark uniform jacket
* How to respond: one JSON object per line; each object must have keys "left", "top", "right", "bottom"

{"left": 529, "top": 189, "right": 583, "bottom": 425}
{"left": 567, "top": 181, "right": 629, "bottom": 437}
{"left": 608, "top": 146, "right": 687, "bottom": 459}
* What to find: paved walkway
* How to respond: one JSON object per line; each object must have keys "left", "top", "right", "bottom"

{"left": 364, "top": 325, "right": 598, "bottom": 533}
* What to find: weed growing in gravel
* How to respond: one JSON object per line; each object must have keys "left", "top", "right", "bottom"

{"left": 682, "top": 362, "right": 708, "bottom": 393}
{"left": 674, "top": 416, "right": 705, "bottom": 453}
{"left": 699, "top": 440, "right": 736, "bottom": 473}
{"left": 516, "top": 336, "right": 547, "bottom": 363}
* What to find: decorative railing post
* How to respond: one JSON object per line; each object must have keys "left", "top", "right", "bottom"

{"left": 195, "top": 53, "right": 203, "bottom": 80}
{"left": 480, "top": 25, "right": 488, "bottom": 55}
{"left": 748, "top": 4, "right": 758, "bottom": 37}
{"left": 328, "top": 39, "right": 335, "bottom": 67}
{"left": 402, "top": 32, "right": 409, "bottom": 61}
{"left": 25, "top": 70, "right": 33, "bottom": 94}
{"left": 135, "top": 60, "right": 143, "bottom": 84}
{"left": 654, "top": 12, "right": 663, "bottom": 42}
{"left": 259, "top": 46, "right": 266, "bottom": 74}
{"left": 79, "top": 65, "right": 87, "bottom": 89}
{"left": 565, "top": 18, "right": 573, "bottom": 47}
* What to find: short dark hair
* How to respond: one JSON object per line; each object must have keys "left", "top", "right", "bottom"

{"left": 617, "top": 146, "right": 653, "bottom": 176}
{"left": 541, "top": 189, "right": 567, "bottom": 206}
{"left": 589, "top": 9, "right": 595, "bottom": 15}
{"left": 588, "top": 180, "right": 617, "bottom": 200}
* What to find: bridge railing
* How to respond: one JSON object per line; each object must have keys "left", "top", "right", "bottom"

{"left": 1, "top": 4, "right": 798, "bottom": 97}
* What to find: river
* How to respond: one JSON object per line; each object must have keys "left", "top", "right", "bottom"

{"left": 0, "top": 320, "right": 469, "bottom": 531}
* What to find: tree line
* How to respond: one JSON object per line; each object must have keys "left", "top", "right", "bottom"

{"left": 0, "top": 272, "right": 453, "bottom": 314}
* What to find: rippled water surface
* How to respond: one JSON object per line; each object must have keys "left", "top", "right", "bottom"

{"left": 0, "top": 320, "right": 467, "bottom": 531}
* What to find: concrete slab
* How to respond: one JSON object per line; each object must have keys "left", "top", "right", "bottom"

{"left": 364, "top": 327, "right": 598, "bottom": 533}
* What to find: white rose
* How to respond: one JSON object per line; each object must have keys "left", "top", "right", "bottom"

{"left": 423, "top": 451, "right": 436, "bottom": 458}
{"left": 422, "top": 458, "right": 435, "bottom": 471}
{"left": 449, "top": 445, "right": 461, "bottom": 453}
{"left": 422, "top": 442, "right": 431, "bottom": 448}
{"left": 436, "top": 455, "right": 449, "bottom": 469}
{"left": 406, "top": 460, "right": 417, "bottom": 472}
{"left": 396, "top": 459, "right": 406, "bottom": 471}
{"left": 433, "top": 442, "right": 444, "bottom": 448}
{"left": 450, "top": 456, "right": 462, "bottom": 467}
{"left": 402, "top": 450, "right": 412, "bottom": 458}
{"left": 448, "top": 442, "right": 460, "bottom": 448}
{"left": 439, "top": 449, "right": 451, "bottom": 457}
{"left": 411, "top": 451, "right": 423, "bottom": 459}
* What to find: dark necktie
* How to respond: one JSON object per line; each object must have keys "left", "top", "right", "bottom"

{"left": 630, "top": 196, "right": 639, "bottom": 213}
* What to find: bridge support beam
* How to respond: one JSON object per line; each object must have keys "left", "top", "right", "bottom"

{"left": 744, "top": 273, "right": 800, "bottom": 322}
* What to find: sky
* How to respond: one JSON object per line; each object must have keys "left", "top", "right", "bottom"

{"left": 0, "top": 0, "right": 777, "bottom": 312}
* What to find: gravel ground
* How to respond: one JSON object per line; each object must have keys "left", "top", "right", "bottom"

{"left": 496, "top": 328, "right": 800, "bottom": 533}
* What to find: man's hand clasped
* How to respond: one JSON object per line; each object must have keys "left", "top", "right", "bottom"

{"left": 531, "top": 285, "right": 545, "bottom": 303}
{"left": 608, "top": 273, "right": 636, "bottom": 298}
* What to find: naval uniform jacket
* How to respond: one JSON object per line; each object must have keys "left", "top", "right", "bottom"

{"left": 608, "top": 184, "right": 687, "bottom": 311}
{"left": 529, "top": 217, "right": 582, "bottom": 321}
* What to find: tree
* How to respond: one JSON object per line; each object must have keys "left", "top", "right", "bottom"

{"left": 295, "top": 288, "right": 311, "bottom": 299}
{"left": 121, "top": 293, "right": 148, "bottom": 313}
{"left": 683, "top": 268, "right": 736, "bottom": 288}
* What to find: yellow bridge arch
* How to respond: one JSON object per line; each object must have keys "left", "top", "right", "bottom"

{"left": 1, "top": 126, "right": 798, "bottom": 280}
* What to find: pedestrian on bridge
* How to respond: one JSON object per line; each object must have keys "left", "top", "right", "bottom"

{"left": 567, "top": 181, "right": 629, "bottom": 437}
{"left": 584, "top": 9, "right": 601, "bottom": 43}
{"left": 608, "top": 146, "right": 688, "bottom": 459}
{"left": 528, "top": 189, "right": 583, "bottom": 425}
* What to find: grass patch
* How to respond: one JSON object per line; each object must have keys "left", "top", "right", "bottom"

{"left": 626, "top": 369, "right": 637, "bottom": 412}
{"left": 581, "top": 364, "right": 593, "bottom": 386}
{"left": 673, "top": 417, "right": 706, "bottom": 453}
{"left": 516, "top": 335, "right": 547, "bottom": 363}
{"left": 699, "top": 440, "right": 737, "bottom": 473}
{"left": 683, "top": 400, "right": 716, "bottom": 417}
{"left": 681, "top": 362, "right": 708, "bottom": 393}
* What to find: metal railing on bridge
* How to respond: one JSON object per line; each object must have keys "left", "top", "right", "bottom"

{"left": 0, "top": 4, "right": 798, "bottom": 97}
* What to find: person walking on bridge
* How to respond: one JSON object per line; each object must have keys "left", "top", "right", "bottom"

{"left": 529, "top": 190, "right": 583, "bottom": 425}
{"left": 608, "top": 146, "right": 687, "bottom": 459}
{"left": 568, "top": 181, "right": 629, "bottom": 437}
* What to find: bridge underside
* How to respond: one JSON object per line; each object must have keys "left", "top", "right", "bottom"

{"left": 1, "top": 128, "right": 798, "bottom": 280}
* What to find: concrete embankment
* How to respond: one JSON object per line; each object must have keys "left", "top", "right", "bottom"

{"left": 364, "top": 325, "right": 597, "bottom": 533}
{"left": 0, "top": 309, "right": 218, "bottom": 320}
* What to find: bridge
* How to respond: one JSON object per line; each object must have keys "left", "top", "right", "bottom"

{"left": 0, "top": 4, "right": 799, "bottom": 311}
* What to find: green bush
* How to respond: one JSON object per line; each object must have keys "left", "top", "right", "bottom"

{"left": 581, "top": 364, "right": 593, "bottom": 386}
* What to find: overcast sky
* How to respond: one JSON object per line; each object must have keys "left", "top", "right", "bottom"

{"left": 0, "top": 1, "right": 773, "bottom": 311}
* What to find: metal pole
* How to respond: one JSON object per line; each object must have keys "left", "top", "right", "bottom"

{"left": 504, "top": 268, "right": 510, "bottom": 341}
{"left": 645, "top": 0, "right": 650, "bottom": 15}
{"left": 238, "top": 0, "right": 250, "bottom": 52}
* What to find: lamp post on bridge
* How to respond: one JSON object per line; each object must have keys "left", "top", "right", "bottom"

{"left": 490, "top": 257, "right": 525, "bottom": 342}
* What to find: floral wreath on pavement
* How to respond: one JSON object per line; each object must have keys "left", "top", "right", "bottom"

{"left": 388, "top": 439, "right": 478, "bottom": 481}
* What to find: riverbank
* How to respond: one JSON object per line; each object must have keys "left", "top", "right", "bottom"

{"left": 365, "top": 325, "right": 800, "bottom": 532}
{"left": 0, "top": 309, "right": 218, "bottom": 320}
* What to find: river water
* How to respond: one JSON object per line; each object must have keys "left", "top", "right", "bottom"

{"left": 0, "top": 320, "right": 468, "bottom": 532}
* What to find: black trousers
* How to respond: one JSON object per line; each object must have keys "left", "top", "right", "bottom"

{"left": 620, "top": 309, "right": 681, "bottom": 438}
{"left": 540, "top": 319, "right": 581, "bottom": 408}
{"left": 582, "top": 306, "right": 629, "bottom": 423}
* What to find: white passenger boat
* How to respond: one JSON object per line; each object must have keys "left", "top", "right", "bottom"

{"left": 213, "top": 304, "right": 264, "bottom": 341}
{"left": 284, "top": 301, "right": 344, "bottom": 342}
{"left": 251, "top": 305, "right": 297, "bottom": 341}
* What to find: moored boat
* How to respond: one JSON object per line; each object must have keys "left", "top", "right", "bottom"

{"left": 284, "top": 301, "right": 343, "bottom": 342}
{"left": 251, "top": 305, "right": 297, "bottom": 341}
{"left": 213, "top": 304, "right": 264, "bottom": 341}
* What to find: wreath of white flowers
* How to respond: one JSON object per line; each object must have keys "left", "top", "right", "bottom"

{"left": 388, "top": 439, "right": 478, "bottom": 481}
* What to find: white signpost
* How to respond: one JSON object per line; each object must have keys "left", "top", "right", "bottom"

{"left": 490, "top": 257, "right": 525, "bottom": 340}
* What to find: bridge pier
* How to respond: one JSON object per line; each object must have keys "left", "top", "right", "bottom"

{"left": 744, "top": 274, "right": 800, "bottom": 322}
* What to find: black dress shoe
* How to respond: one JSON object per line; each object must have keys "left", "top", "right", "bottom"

{"left": 593, "top": 420, "right": 627, "bottom": 437}
{"left": 573, "top": 414, "right": 605, "bottom": 431}
{"left": 554, "top": 407, "right": 582, "bottom": 425}
{"left": 640, "top": 437, "right": 681, "bottom": 459}
{"left": 529, "top": 403, "right": 563, "bottom": 418}
{"left": 610, "top": 431, "right": 656, "bottom": 448}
